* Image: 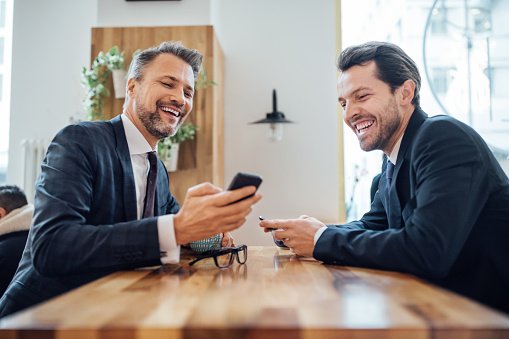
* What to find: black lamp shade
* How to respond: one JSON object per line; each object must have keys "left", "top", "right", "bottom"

{"left": 250, "top": 89, "right": 294, "bottom": 124}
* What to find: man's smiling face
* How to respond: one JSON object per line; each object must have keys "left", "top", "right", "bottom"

{"left": 337, "top": 61, "right": 403, "bottom": 154}
{"left": 127, "top": 53, "right": 195, "bottom": 145}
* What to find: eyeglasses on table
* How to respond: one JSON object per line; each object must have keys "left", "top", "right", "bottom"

{"left": 189, "top": 245, "right": 248, "bottom": 268}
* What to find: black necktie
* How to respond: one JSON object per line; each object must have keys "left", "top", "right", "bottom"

{"left": 386, "top": 160, "right": 395, "bottom": 187}
{"left": 143, "top": 151, "right": 158, "bottom": 218}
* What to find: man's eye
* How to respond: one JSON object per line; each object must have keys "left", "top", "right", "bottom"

{"left": 358, "top": 94, "right": 369, "bottom": 100}
{"left": 184, "top": 91, "right": 193, "bottom": 98}
{"left": 162, "top": 82, "right": 174, "bottom": 88}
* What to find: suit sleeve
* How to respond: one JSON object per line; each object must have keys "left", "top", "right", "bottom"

{"left": 314, "top": 120, "right": 491, "bottom": 279}
{"left": 30, "top": 124, "right": 162, "bottom": 277}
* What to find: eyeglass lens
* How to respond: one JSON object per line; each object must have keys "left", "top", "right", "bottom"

{"left": 215, "top": 252, "right": 234, "bottom": 268}
{"left": 236, "top": 246, "right": 247, "bottom": 264}
{"left": 214, "top": 246, "right": 247, "bottom": 268}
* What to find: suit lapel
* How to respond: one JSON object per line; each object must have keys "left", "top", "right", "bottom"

{"left": 393, "top": 108, "right": 427, "bottom": 181}
{"left": 385, "top": 108, "right": 428, "bottom": 228}
{"left": 111, "top": 115, "right": 138, "bottom": 221}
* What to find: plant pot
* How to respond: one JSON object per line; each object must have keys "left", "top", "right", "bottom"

{"left": 112, "top": 69, "right": 127, "bottom": 99}
{"left": 161, "top": 143, "right": 180, "bottom": 172}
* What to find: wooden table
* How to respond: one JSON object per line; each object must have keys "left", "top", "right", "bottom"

{"left": 1, "top": 246, "right": 508, "bottom": 338}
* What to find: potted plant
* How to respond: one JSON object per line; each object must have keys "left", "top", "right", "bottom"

{"left": 106, "top": 46, "right": 127, "bottom": 99}
{"left": 157, "top": 122, "right": 197, "bottom": 171}
{"left": 81, "top": 46, "right": 125, "bottom": 120}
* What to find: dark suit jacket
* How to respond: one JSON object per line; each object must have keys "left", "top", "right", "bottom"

{"left": 315, "top": 108, "right": 509, "bottom": 314}
{"left": 0, "top": 116, "right": 179, "bottom": 317}
{"left": 0, "top": 231, "right": 29, "bottom": 297}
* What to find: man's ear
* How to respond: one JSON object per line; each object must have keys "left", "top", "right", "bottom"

{"left": 127, "top": 77, "right": 136, "bottom": 97}
{"left": 0, "top": 207, "right": 7, "bottom": 219}
{"left": 399, "top": 79, "right": 415, "bottom": 106}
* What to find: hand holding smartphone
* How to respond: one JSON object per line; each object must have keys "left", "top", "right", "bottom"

{"left": 227, "top": 172, "right": 263, "bottom": 204}
{"left": 259, "top": 216, "right": 290, "bottom": 249}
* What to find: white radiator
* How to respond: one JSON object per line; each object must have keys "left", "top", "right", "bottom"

{"left": 21, "top": 139, "right": 48, "bottom": 202}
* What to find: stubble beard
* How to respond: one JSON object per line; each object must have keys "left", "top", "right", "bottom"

{"left": 359, "top": 97, "right": 401, "bottom": 152}
{"left": 136, "top": 100, "right": 182, "bottom": 140}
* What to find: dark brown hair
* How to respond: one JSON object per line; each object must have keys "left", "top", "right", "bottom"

{"left": 338, "top": 41, "right": 421, "bottom": 107}
{"left": 0, "top": 185, "right": 28, "bottom": 213}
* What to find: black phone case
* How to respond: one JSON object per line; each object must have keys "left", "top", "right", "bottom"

{"left": 227, "top": 172, "right": 262, "bottom": 203}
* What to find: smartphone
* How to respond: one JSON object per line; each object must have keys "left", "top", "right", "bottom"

{"left": 227, "top": 172, "right": 263, "bottom": 203}
{"left": 258, "top": 216, "right": 289, "bottom": 249}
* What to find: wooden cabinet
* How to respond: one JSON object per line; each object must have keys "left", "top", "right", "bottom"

{"left": 91, "top": 26, "right": 224, "bottom": 204}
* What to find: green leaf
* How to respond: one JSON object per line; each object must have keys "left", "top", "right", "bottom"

{"left": 157, "top": 123, "right": 198, "bottom": 158}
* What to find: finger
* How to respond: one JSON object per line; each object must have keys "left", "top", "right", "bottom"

{"left": 216, "top": 214, "right": 248, "bottom": 228}
{"left": 225, "top": 194, "right": 261, "bottom": 215}
{"left": 215, "top": 186, "right": 257, "bottom": 206}
{"left": 272, "top": 229, "right": 289, "bottom": 240}
{"left": 259, "top": 219, "right": 275, "bottom": 230}
{"left": 213, "top": 195, "right": 260, "bottom": 219}
{"left": 298, "top": 215, "right": 310, "bottom": 219}
{"left": 187, "top": 182, "right": 222, "bottom": 197}
{"left": 259, "top": 219, "right": 294, "bottom": 229}
{"left": 220, "top": 220, "right": 247, "bottom": 233}
{"left": 244, "top": 193, "right": 262, "bottom": 206}
{"left": 223, "top": 233, "right": 235, "bottom": 247}
{"left": 226, "top": 236, "right": 235, "bottom": 247}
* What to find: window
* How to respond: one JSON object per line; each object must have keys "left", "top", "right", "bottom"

{"left": 0, "top": 0, "right": 6, "bottom": 28}
{"left": 0, "top": 0, "right": 12, "bottom": 185}
{"left": 431, "top": 5, "right": 448, "bottom": 35}
{"left": 431, "top": 67, "right": 454, "bottom": 96}
{"left": 0, "top": 37, "right": 3, "bottom": 63}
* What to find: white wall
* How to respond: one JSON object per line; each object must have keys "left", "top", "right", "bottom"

{"left": 8, "top": 0, "right": 340, "bottom": 245}
{"left": 212, "top": 0, "right": 339, "bottom": 245}
{"left": 97, "top": 0, "right": 211, "bottom": 27}
{"left": 7, "top": 0, "right": 97, "bottom": 195}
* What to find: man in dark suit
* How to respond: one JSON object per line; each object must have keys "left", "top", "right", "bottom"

{"left": 260, "top": 41, "right": 509, "bottom": 314}
{"left": 0, "top": 41, "right": 261, "bottom": 318}
{"left": 0, "top": 186, "right": 32, "bottom": 297}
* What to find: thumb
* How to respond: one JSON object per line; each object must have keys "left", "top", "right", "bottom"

{"left": 187, "top": 182, "right": 222, "bottom": 197}
{"left": 298, "top": 215, "right": 310, "bottom": 219}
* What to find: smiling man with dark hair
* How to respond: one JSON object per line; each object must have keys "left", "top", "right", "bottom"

{"left": 260, "top": 41, "right": 509, "bottom": 314}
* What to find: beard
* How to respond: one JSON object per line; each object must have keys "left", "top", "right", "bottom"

{"left": 136, "top": 99, "right": 183, "bottom": 140}
{"left": 358, "top": 97, "right": 401, "bottom": 152}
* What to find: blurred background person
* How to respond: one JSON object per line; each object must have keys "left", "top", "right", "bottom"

{"left": 0, "top": 185, "right": 32, "bottom": 296}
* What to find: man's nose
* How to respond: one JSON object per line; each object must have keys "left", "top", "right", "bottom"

{"left": 169, "top": 90, "right": 185, "bottom": 108}
{"left": 343, "top": 102, "right": 358, "bottom": 122}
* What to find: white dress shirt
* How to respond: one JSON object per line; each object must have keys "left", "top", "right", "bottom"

{"left": 121, "top": 114, "right": 180, "bottom": 264}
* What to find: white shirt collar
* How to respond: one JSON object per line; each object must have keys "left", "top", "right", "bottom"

{"left": 388, "top": 135, "right": 403, "bottom": 165}
{"left": 120, "top": 114, "right": 156, "bottom": 155}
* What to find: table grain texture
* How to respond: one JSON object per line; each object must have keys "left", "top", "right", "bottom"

{"left": 1, "top": 246, "right": 508, "bottom": 339}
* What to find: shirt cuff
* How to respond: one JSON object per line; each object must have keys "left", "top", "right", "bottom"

{"left": 314, "top": 225, "right": 328, "bottom": 245}
{"left": 157, "top": 214, "right": 180, "bottom": 264}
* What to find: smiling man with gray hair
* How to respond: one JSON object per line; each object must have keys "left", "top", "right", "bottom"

{"left": 0, "top": 41, "right": 261, "bottom": 317}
